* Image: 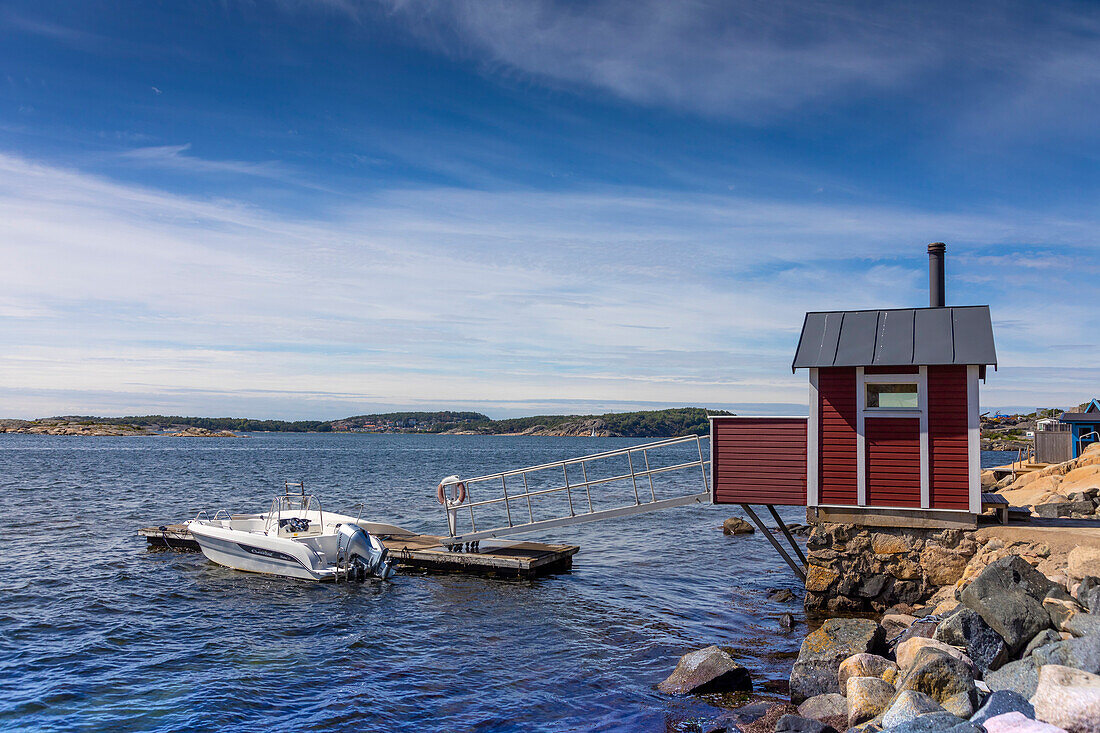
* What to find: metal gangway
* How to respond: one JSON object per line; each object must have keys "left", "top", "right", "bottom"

{"left": 438, "top": 435, "right": 711, "bottom": 546}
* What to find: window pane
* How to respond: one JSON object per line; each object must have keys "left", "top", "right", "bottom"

{"left": 867, "top": 383, "right": 918, "bottom": 409}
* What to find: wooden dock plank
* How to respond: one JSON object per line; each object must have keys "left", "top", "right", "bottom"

{"left": 138, "top": 524, "right": 577, "bottom": 578}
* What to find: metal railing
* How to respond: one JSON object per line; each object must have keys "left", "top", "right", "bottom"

{"left": 440, "top": 435, "right": 711, "bottom": 545}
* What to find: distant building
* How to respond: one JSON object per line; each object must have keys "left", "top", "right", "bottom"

{"left": 1059, "top": 399, "right": 1100, "bottom": 458}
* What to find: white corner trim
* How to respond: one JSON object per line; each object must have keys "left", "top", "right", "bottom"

{"left": 967, "top": 365, "right": 981, "bottom": 513}
{"left": 856, "top": 367, "right": 866, "bottom": 506}
{"left": 808, "top": 368, "right": 819, "bottom": 507}
{"left": 919, "top": 366, "right": 930, "bottom": 508}
{"left": 708, "top": 418, "right": 715, "bottom": 504}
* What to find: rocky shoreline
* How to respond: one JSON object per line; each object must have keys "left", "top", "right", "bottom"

{"left": 659, "top": 446, "right": 1100, "bottom": 732}
{"left": 662, "top": 546, "right": 1100, "bottom": 732}
{"left": 0, "top": 420, "right": 236, "bottom": 437}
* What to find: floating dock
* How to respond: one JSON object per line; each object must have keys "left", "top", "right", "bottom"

{"left": 139, "top": 524, "right": 578, "bottom": 578}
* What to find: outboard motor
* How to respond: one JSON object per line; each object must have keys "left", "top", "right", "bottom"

{"left": 336, "top": 524, "right": 397, "bottom": 581}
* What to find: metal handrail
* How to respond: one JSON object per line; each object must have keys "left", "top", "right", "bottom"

{"left": 440, "top": 434, "right": 711, "bottom": 544}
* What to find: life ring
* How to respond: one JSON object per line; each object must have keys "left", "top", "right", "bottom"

{"left": 437, "top": 475, "right": 467, "bottom": 505}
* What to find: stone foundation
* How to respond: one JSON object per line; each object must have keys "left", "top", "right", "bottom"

{"left": 805, "top": 523, "right": 979, "bottom": 614}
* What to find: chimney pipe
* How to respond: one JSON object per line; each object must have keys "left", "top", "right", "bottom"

{"left": 928, "top": 242, "right": 946, "bottom": 307}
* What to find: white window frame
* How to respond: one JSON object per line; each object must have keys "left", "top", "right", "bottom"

{"left": 856, "top": 368, "right": 929, "bottom": 508}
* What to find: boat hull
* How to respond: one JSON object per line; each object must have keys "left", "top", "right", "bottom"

{"left": 188, "top": 522, "right": 335, "bottom": 581}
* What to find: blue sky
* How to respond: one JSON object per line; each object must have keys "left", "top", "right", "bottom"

{"left": 1, "top": 0, "right": 1098, "bottom": 419}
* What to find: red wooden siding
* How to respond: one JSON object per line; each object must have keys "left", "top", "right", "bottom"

{"left": 865, "top": 417, "right": 921, "bottom": 507}
{"left": 928, "top": 365, "right": 970, "bottom": 509}
{"left": 818, "top": 367, "right": 858, "bottom": 505}
{"left": 712, "top": 418, "right": 807, "bottom": 505}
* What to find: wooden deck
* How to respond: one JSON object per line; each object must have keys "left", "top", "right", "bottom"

{"left": 138, "top": 524, "right": 578, "bottom": 578}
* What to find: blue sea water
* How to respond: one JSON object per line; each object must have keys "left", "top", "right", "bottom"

{"left": 0, "top": 434, "right": 1016, "bottom": 732}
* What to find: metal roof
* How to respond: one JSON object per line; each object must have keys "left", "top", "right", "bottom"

{"left": 1060, "top": 401, "right": 1100, "bottom": 422}
{"left": 792, "top": 305, "right": 997, "bottom": 371}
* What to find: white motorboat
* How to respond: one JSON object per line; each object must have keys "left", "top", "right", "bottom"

{"left": 188, "top": 483, "right": 402, "bottom": 581}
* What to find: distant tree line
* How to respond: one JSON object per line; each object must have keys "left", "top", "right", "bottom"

{"left": 53, "top": 408, "right": 734, "bottom": 437}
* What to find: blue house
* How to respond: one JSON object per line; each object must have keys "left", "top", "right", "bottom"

{"left": 1060, "top": 399, "right": 1100, "bottom": 458}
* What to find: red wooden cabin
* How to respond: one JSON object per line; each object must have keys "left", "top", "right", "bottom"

{"left": 711, "top": 244, "right": 998, "bottom": 529}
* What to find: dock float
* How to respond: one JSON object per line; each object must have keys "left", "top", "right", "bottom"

{"left": 138, "top": 524, "right": 578, "bottom": 578}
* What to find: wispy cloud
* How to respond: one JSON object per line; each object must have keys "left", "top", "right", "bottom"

{"left": 364, "top": 0, "right": 1100, "bottom": 129}
{"left": 0, "top": 150, "right": 1097, "bottom": 418}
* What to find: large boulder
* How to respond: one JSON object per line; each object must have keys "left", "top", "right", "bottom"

{"left": 846, "top": 676, "right": 895, "bottom": 727}
{"left": 774, "top": 714, "right": 838, "bottom": 733}
{"left": 1077, "top": 577, "right": 1100, "bottom": 612}
{"left": 1029, "top": 664, "right": 1100, "bottom": 732}
{"left": 960, "top": 555, "right": 1056, "bottom": 655}
{"left": 933, "top": 607, "right": 1009, "bottom": 672}
{"left": 796, "top": 693, "right": 848, "bottom": 722}
{"left": 789, "top": 618, "right": 884, "bottom": 704}
{"left": 970, "top": 690, "right": 1036, "bottom": 727}
{"left": 657, "top": 645, "right": 751, "bottom": 695}
{"left": 893, "top": 647, "right": 978, "bottom": 718}
{"left": 1030, "top": 633, "right": 1100, "bottom": 675}
{"left": 985, "top": 657, "right": 1041, "bottom": 699}
{"left": 1044, "top": 596, "right": 1087, "bottom": 632}
{"left": 878, "top": 689, "right": 945, "bottom": 728}
{"left": 982, "top": 711, "right": 1069, "bottom": 732}
{"left": 1063, "top": 613, "right": 1100, "bottom": 638}
{"left": 1023, "top": 629, "right": 1064, "bottom": 657}
{"left": 1067, "top": 547, "right": 1100, "bottom": 583}
{"left": 896, "top": 637, "right": 975, "bottom": 674}
{"left": 838, "top": 653, "right": 899, "bottom": 688}
{"left": 722, "top": 517, "right": 755, "bottom": 535}
{"left": 885, "top": 711, "right": 984, "bottom": 732}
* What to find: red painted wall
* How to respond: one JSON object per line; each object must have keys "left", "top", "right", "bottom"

{"left": 865, "top": 417, "right": 922, "bottom": 507}
{"left": 712, "top": 417, "right": 807, "bottom": 505}
{"left": 818, "top": 367, "right": 858, "bottom": 505}
{"left": 928, "top": 365, "right": 970, "bottom": 509}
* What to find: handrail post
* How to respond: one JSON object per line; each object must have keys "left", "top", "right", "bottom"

{"left": 643, "top": 449, "right": 657, "bottom": 502}
{"left": 626, "top": 450, "right": 641, "bottom": 505}
{"left": 563, "top": 464, "right": 575, "bottom": 517}
{"left": 522, "top": 473, "right": 534, "bottom": 523}
{"left": 501, "top": 475, "right": 513, "bottom": 527}
{"left": 580, "top": 460, "right": 594, "bottom": 513}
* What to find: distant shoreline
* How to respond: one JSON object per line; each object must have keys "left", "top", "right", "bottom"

{"left": 0, "top": 408, "right": 727, "bottom": 439}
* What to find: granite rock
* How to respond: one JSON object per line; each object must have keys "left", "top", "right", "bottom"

{"left": 981, "top": 711, "right": 1068, "bottom": 733}
{"left": 934, "top": 607, "right": 1009, "bottom": 673}
{"left": 896, "top": 637, "right": 975, "bottom": 673}
{"left": 657, "top": 645, "right": 752, "bottom": 695}
{"left": 894, "top": 647, "right": 978, "bottom": 718}
{"left": 1062, "top": 614, "right": 1100, "bottom": 638}
{"left": 796, "top": 693, "right": 848, "bottom": 722}
{"left": 846, "top": 676, "right": 895, "bottom": 727}
{"left": 960, "top": 555, "right": 1056, "bottom": 655}
{"left": 838, "top": 653, "right": 899, "bottom": 688}
{"left": 878, "top": 689, "right": 945, "bottom": 729}
{"left": 789, "top": 618, "right": 884, "bottom": 704}
{"left": 722, "top": 517, "right": 755, "bottom": 535}
{"left": 774, "top": 713, "right": 838, "bottom": 733}
{"left": 970, "top": 690, "right": 1036, "bottom": 727}
{"left": 985, "top": 657, "right": 1041, "bottom": 699}
{"left": 1023, "top": 630, "right": 1063, "bottom": 657}
{"left": 1030, "top": 632, "right": 1100, "bottom": 676}
{"left": 883, "top": 711, "right": 984, "bottom": 733}
{"left": 1067, "top": 547, "right": 1100, "bottom": 583}
{"left": 1029, "top": 664, "right": 1100, "bottom": 733}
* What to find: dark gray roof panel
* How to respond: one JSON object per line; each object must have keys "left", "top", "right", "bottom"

{"left": 792, "top": 305, "right": 996, "bottom": 369}
{"left": 913, "top": 308, "right": 954, "bottom": 364}
{"left": 953, "top": 306, "right": 998, "bottom": 367}
{"left": 1059, "top": 413, "right": 1100, "bottom": 423}
{"left": 874, "top": 309, "right": 915, "bottom": 365}
{"left": 834, "top": 310, "right": 878, "bottom": 366}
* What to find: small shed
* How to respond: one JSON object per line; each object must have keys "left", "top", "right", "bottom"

{"left": 1059, "top": 399, "right": 1100, "bottom": 458}
{"left": 711, "top": 243, "right": 999, "bottom": 529}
